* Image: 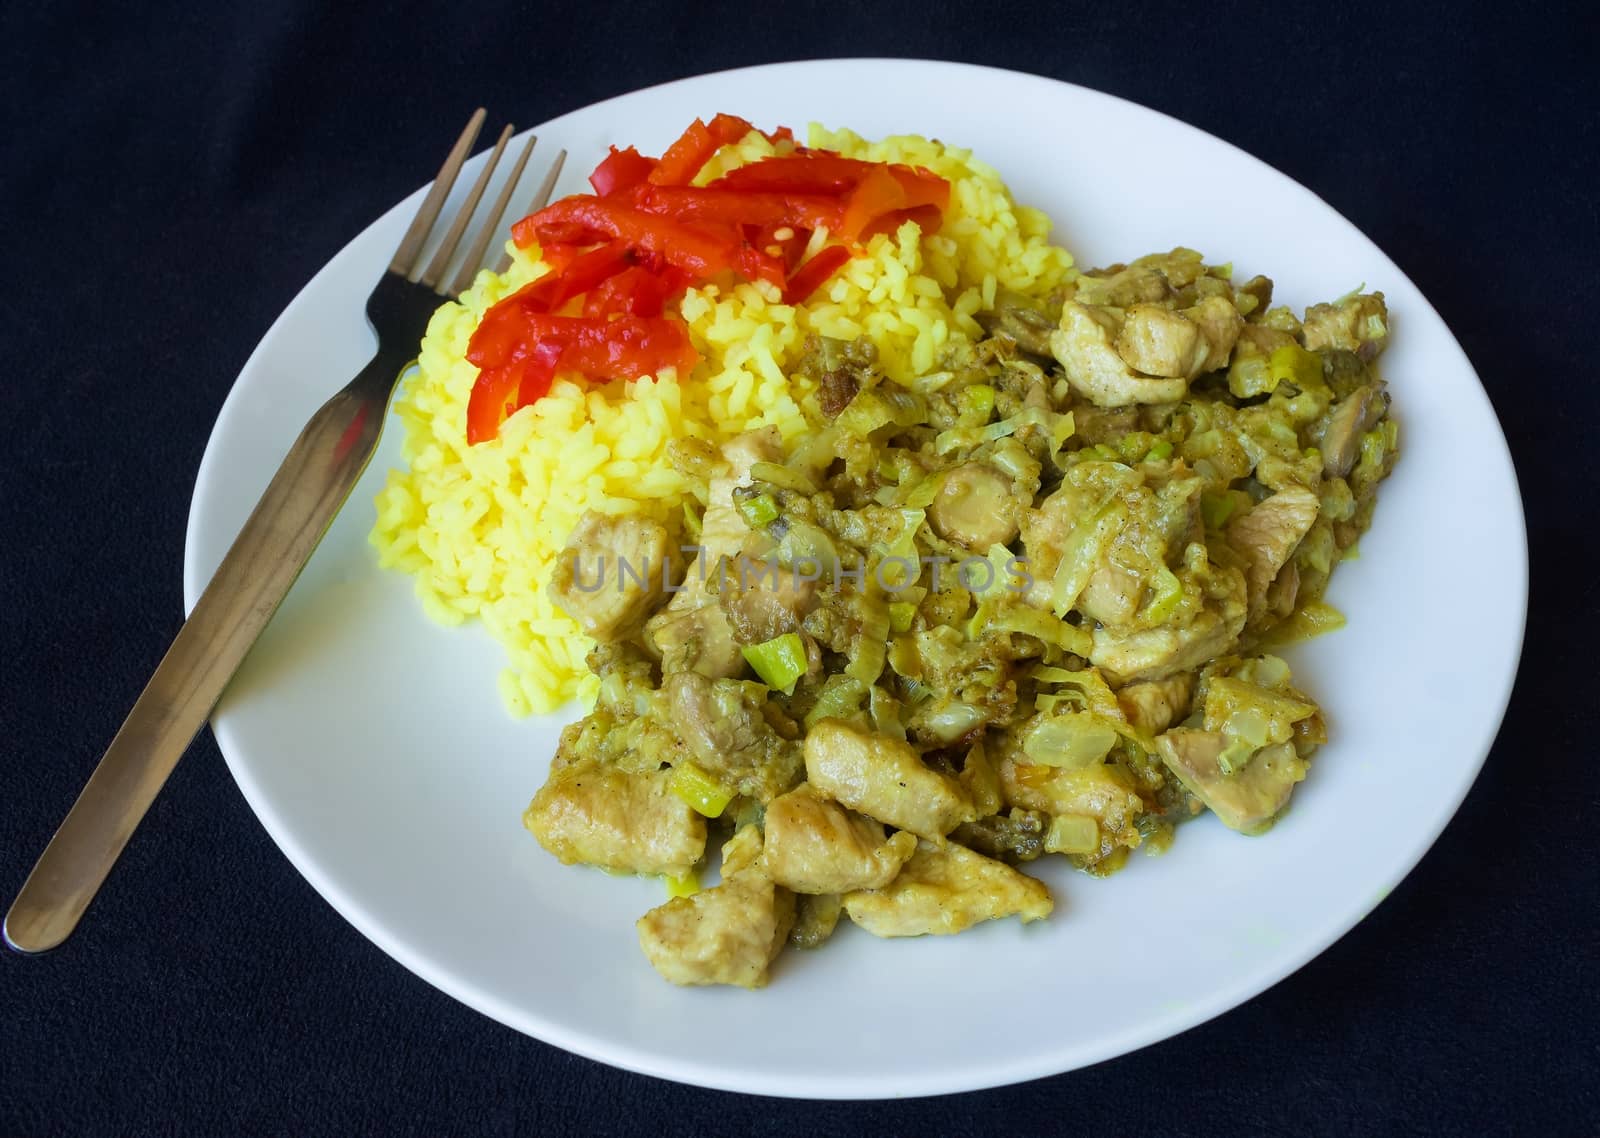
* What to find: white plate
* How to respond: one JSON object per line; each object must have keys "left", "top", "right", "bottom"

{"left": 185, "top": 60, "right": 1526, "bottom": 1098}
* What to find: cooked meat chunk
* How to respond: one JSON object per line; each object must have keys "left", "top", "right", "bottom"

{"left": 1301, "top": 291, "right": 1389, "bottom": 359}
{"left": 978, "top": 290, "right": 1060, "bottom": 357}
{"left": 763, "top": 785, "right": 918, "bottom": 893}
{"left": 789, "top": 893, "right": 844, "bottom": 949}
{"left": 1263, "top": 559, "right": 1300, "bottom": 622}
{"left": 644, "top": 430, "right": 783, "bottom": 677}
{"left": 525, "top": 765, "right": 705, "bottom": 878}
{"left": 1090, "top": 564, "right": 1247, "bottom": 682}
{"left": 1182, "top": 295, "right": 1245, "bottom": 373}
{"left": 1116, "top": 672, "right": 1197, "bottom": 737}
{"left": 1018, "top": 473, "right": 1160, "bottom": 622}
{"left": 1155, "top": 729, "right": 1307, "bottom": 834}
{"left": 1075, "top": 249, "right": 1209, "bottom": 308}
{"left": 645, "top": 590, "right": 746, "bottom": 678}
{"left": 803, "top": 720, "right": 974, "bottom": 840}
{"left": 819, "top": 371, "right": 861, "bottom": 419}
{"left": 951, "top": 808, "right": 1047, "bottom": 863}
{"left": 667, "top": 672, "right": 802, "bottom": 802}
{"left": 1114, "top": 296, "right": 1243, "bottom": 380}
{"left": 1091, "top": 605, "right": 1239, "bottom": 683}
{"left": 929, "top": 463, "right": 1018, "bottom": 550}
{"left": 959, "top": 741, "right": 1005, "bottom": 818}
{"left": 1070, "top": 405, "right": 1141, "bottom": 447}
{"left": 700, "top": 427, "right": 784, "bottom": 565}
{"left": 718, "top": 820, "right": 767, "bottom": 877}
{"left": 996, "top": 756, "right": 1145, "bottom": 863}
{"left": 1319, "top": 384, "right": 1390, "bottom": 479}
{"left": 1051, "top": 301, "right": 1188, "bottom": 407}
{"left": 1226, "top": 486, "right": 1320, "bottom": 620}
{"left": 546, "top": 512, "right": 673, "bottom": 641}
{"left": 1078, "top": 561, "right": 1146, "bottom": 627}
{"left": 717, "top": 559, "right": 819, "bottom": 645}
{"left": 1234, "top": 274, "right": 1273, "bottom": 315}
{"left": 842, "top": 840, "right": 1052, "bottom": 936}
{"left": 797, "top": 335, "right": 878, "bottom": 419}
{"left": 636, "top": 827, "right": 794, "bottom": 988}
{"left": 1232, "top": 322, "right": 1298, "bottom": 361}
{"left": 1115, "top": 304, "right": 1203, "bottom": 379}
{"left": 1073, "top": 264, "right": 1172, "bottom": 308}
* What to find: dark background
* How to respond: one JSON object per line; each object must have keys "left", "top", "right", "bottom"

{"left": 3, "top": 1, "right": 1595, "bottom": 1134}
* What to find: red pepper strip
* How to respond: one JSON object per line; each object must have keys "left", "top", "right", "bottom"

{"left": 466, "top": 315, "right": 698, "bottom": 443}
{"left": 709, "top": 154, "right": 870, "bottom": 193}
{"left": 860, "top": 203, "right": 945, "bottom": 241}
{"left": 764, "top": 125, "right": 794, "bottom": 144}
{"left": 635, "top": 185, "right": 843, "bottom": 232}
{"left": 516, "top": 196, "right": 739, "bottom": 278}
{"left": 561, "top": 315, "right": 699, "bottom": 379}
{"left": 588, "top": 146, "right": 656, "bottom": 197}
{"left": 465, "top": 293, "right": 540, "bottom": 369}
{"left": 528, "top": 242, "right": 583, "bottom": 273}
{"left": 782, "top": 246, "right": 853, "bottom": 305}
{"left": 649, "top": 119, "right": 714, "bottom": 186}
{"left": 748, "top": 221, "right": 810, "bottom": 272}
{"left": 484, "top": 313, "right": 698, "bottom": 380}
{"left": 886, "top": 167, "right": 950, "bottom": 214}
{"left": 736, "top": 242, "right": 787, "bottom": 290}
{"left": 710, "top": 155, "right": 950, "bottom": 213}
{"left": 707, "top": 113, "right": 759, "bottom": 142}
{"left": 648, "top": 113, "right": 758, "bottom": 186}
{"left": 582, "top": 265, "right": 685, "bottom": 318}
{"left": 514, "top": 241, "right": 633, "bottom": 312}
{"left": 466, "top": 364, "right": 523, "bottom": 445}
{"left": 515, "top": 337, "right": 570, "bottom": 408}
{"left": 838, "top": 165, "right": 908, "bottom": 243}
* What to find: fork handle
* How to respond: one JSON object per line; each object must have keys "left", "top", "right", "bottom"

{"left": 4, "top": 350, "right": 405, "bottom": 953}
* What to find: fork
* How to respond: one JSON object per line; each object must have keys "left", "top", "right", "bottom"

{"left": 4, "top": 110, "right": 567, "bottom": 954}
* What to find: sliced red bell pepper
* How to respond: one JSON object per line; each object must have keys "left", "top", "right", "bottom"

{"left": 466, "top": 314, "right": 699, "bottom": 442}
{"left": 648, "top": 113, "right": 758, "bottom": 186}
{"left": 709, "top": 153, "right": 871, "bottom": 194}
{"left": 582, "top": 265, "right": 685, "bottom": 318}
{"left": 887, "top": 167, "right": 950, "bottom": 214}
{"left": 479, "top": 312, "right": 698, "bottom": 382}
{"left": 513, "top": 241, "right": 634, "bottom": 313}
{"left": 782, "top": 245, "right": 853, "bottom": 305}
{"left": 466, "top": 294, "right": 541, "bottom": 369}
{"left": 838, "top": 165, "right": 908, "bottom": 243}
{"left": 562, "top": 316, "right": 699, "bottom": 380}
{"left": 515, "top": 337, "right": 570, "bottom": 408}
{"left": 747, "top": 221, "right": 810, "bottom": 272}
{"left": 515, "top": 196, "right": 739, "bottom": 278}
{"left": 736, "top": 242, "right": 787, "bottom": 290}
{"left": 466, "top": 363, "right": 523, "bottom": 445}
{"left": 533, "top": 242, "right": 583, "bottom": 271}
{"left": 635, "top": 185, "right": 843, "bottom": 233}
{"left": 709, "top": 155, "right": 950, "bottom": 212}
{"left": 588, "top": 146, "right": 656, "bottom": 197}
{"left": 859, "top": 203, "right": 946, "bottom": 241}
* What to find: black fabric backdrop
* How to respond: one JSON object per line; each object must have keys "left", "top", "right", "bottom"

{"left": 3, "top": 2, "right": 1595, "bottom": 1134}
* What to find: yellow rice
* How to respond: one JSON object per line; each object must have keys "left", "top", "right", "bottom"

{"left": 370, "top": 126, "right": 1076, "bottom": 716}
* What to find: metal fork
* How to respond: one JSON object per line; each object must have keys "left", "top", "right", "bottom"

{"left": 4, "top": 110, "right": 568, "bottom": 954}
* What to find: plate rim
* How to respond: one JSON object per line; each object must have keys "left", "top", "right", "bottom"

{"left": 184, "top": 57, "right": 1529, "bottom": 1099}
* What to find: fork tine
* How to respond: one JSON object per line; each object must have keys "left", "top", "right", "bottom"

{"left": 494, "top": 148, "right": 566, "bottom": 274}
{"left": 449, "top": 131, "right": 538, "bottom": 298}
{"left": 390, "top": 108, "right": 486, "bottom": 277}
{"left": 421, "top": 122, "right": 515, "bottom": 293}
